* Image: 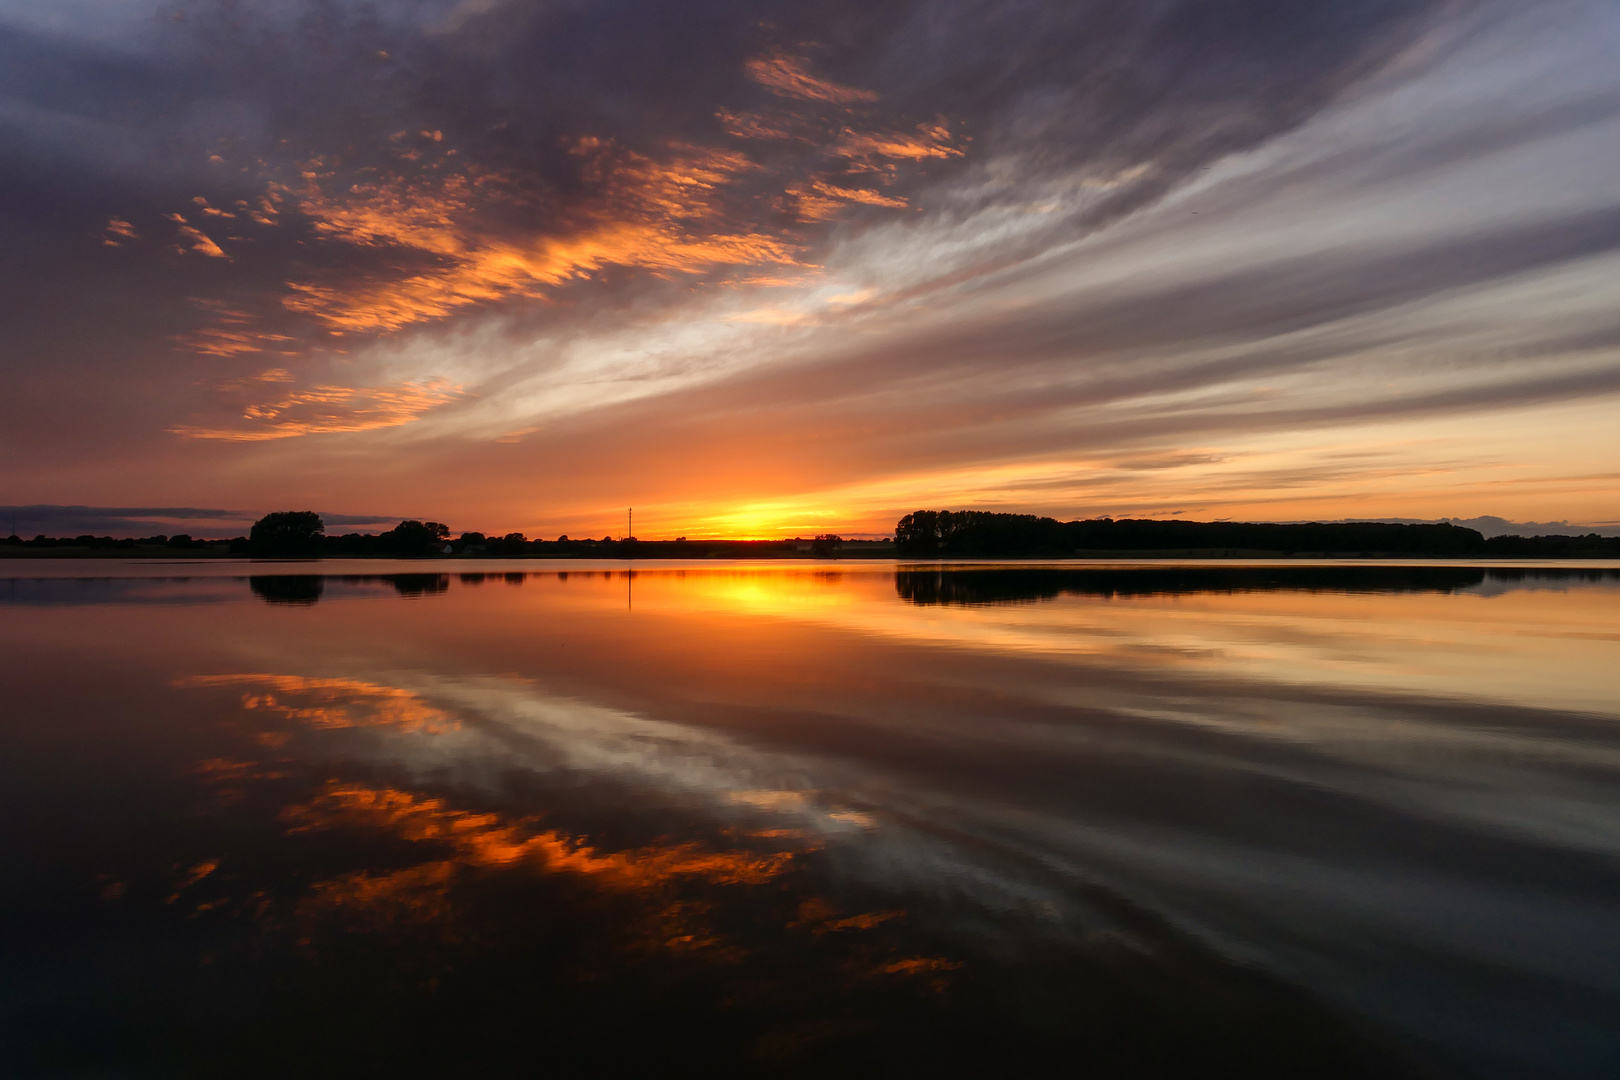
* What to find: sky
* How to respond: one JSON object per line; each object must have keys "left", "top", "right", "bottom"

{"left": 2, "top": 0, "right": 1618, "bottom": 539}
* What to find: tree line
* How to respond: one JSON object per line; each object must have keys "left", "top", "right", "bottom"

{"left": 892, "top": 510, "right": 1620, "bottom": 558}
{"left": 2, "top": 533, "right": 211, "bottom": 550}
{"left": 7, "top": 509, "right": 1616, "bottom": 558}
{"left": 245, "top": 512, "right": 547, "bottom": 557}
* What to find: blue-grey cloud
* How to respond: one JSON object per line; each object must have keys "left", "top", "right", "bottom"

{"left": 0, "top": 505, "right": 400, "bottom": 537}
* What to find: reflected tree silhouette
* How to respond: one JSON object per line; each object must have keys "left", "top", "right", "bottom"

{"left": 249, "top": 576, "right": 325, "bottom": 606}
{"left": 894, "top": 566, "right": 1499, "bottom": 605}
{"left": 390, "top": 574, "right": 450, "bottom": 597}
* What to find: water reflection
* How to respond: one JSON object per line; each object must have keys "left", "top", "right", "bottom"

{"left": 2, "top": 561, "right": 1619, "bottom": 1076}
{"left": 249, "top": 575, "right": 324, "bottom": 605}
{"left": 893, "top": 564, "right": 1514, "bottom": 603}
{"left": 178, "top": 673, "right": 461, "bottom": 734}
{"left": 389, "top": 573, "right": 450, "bottom": 597}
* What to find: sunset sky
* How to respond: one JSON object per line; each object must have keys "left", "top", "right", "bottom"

{"left": 3, "top": 0, "right": 1618, "bottom": 538}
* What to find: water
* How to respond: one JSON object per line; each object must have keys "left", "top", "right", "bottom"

{"left": 3, "top": 559, "right": 1619, "bottom": 1077}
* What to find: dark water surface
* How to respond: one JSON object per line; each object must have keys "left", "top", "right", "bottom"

{"left": 3, "top": 559, "right": 1619, "bottom": 1078}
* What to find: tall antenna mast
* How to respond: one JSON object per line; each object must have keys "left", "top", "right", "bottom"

{"left": 628, "top": 506, "right": 632, "bottom": 540}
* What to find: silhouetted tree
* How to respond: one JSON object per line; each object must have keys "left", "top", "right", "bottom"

{"left": 811, "top": 534, "right": 842, "bottom": 556}
{"left": 249, "top": 511, "right": 325, "bottom": 556}
{"left": 1482, "top": 532, "right": 1620, "bottom": 557}
{"left": 895, "top": 511, "right": 1487, "bottom": 558}
{"left": 491, "top": 532, "right": 529, "bottom": 556}
{"left": 382, "top": 520, "right": 451, "bottom": 555}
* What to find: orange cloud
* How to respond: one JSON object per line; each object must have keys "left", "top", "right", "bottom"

{"left": 175, "top": 224, "right": 228, "bottom": 258}
{"left": 746, "top": 53, "right": 879, "bottom": 106}
{"left": 174, "top": 300, "right": 296, "bottom": 357}
{"left": 248, "top": 195, "right": 281, "bottom": 227}
{"left": 182, "top": 327, "right": 297, "bottom": 358}
{"left": 141, "top": 75, "right": 965, "bottom": 432}
{"left": 714, "top": 107, "right": 794, "bottom": 141}
{"left": 191, "top": 195, "right": 236, "bottom": 218}
{"left": 220, "top": 367, "right": 294, "bottom": 388}
{"left": 789, "top": 178, "right": 910, "bottom": 221}
{"left": 836, "top": 122, "right": 962, "bottom": 162}
{"left": 170, "top": 377, "right": 461, "bottom": 440}
{"left": 276, "top": 142, "right": 802, "bottom": 335}
{"left": 102, "top": 217, "right": 138, "bottom": 246}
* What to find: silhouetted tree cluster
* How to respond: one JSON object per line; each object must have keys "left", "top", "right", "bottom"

{"left": 1480, "top": 533, "right": 1620, "bottom": 557}
{"left": 492, "top": 532, "right": 529, "bottom": 555}
{"left": 383, "top": 520, "right": 451, "bottom": 555}
{"left": 896, "top": 511, "right": 1071, "bottom": 556}
{"left": 294, "top": 520, "right": 452, "bottom": 557}
{"left": 3, "top": 532, "right": 214, "bottom": 550}
{"left": 810, "top": 534, "right": 843, "bottom": 556}
{"left": 248, "top": 511, "right": 325, "bottom": 556}
{"left": 894, "top": 511, "right": 1492, "bottom": 557}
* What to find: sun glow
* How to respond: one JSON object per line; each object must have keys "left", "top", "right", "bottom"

{"left": 638, "top": 502, "right": 857, "bottom": 541}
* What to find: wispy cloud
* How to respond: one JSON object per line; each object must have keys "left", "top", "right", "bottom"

{"left": 272, "top": 141, "right": 800, "bottom": 336}
{"left": 172, "top": 378, "right": 463, "bottom": 441}
{"left": 746, "top": 53, "right": 879, "bottom": 106}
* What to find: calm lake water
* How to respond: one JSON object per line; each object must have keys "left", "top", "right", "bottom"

{"left": 3, "top": 559, "right": 1619, "bottom": 1078}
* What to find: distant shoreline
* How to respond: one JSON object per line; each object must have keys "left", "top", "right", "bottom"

{"left": 9, "top": 513, "right": 1619, "bottom": 559}
{"left": 8, "top": 546, "right": 1620, "bottom": 561}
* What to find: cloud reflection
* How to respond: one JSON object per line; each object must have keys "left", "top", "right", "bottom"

{"left": 179, "top": 673, "right": 461, "bottom": 733}
{"left": 10, "top": 563, "right": 1620, "bottom": 1071}
{"left": 159, "top": 564, "right": 1620, "bottom": 1073}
